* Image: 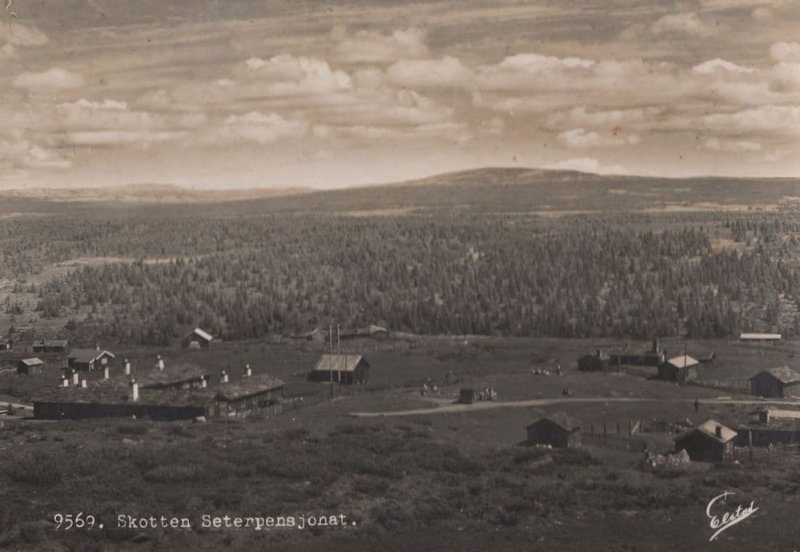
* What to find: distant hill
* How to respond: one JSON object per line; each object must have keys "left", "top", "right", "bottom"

{"left": 2, "top": 168, "right": 799, "bottom": 214}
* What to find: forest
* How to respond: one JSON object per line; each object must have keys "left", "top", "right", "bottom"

{"left": 3, "top": 206, "right": 800, "bottom": 345}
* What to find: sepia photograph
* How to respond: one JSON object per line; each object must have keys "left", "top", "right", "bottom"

{"left": 1, "top": 0, "right": 799, "bottom": 550}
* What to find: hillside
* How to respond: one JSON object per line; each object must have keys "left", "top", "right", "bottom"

{"left": 2, "top": 168, "right": 800, "bottom": 216}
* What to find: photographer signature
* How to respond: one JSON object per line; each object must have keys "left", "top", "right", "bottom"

{"left": 706, "top": 491, "right": 758, "bottom": 541}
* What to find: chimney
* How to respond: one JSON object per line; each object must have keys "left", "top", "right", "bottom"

{"left": 200, "top": 375, "right": 207, "bottom": 389}
{"left": 96, "top": 343, "right": 100, "bottom": 351}
{"left": 244, "top": 364, "right": 252, "bottom": 377}
{"left": 129, "top": 378, "right": 139, "bottom": 402}
{"left": 81, "top": 379, "right": 87, "bottom": 388}
{"left": 156, "top": 355, "right": 165, "bottom": 371}
{"left": 596, "top": 349, "right": 601, "bottom": 357}
{"left": 221, "top": 369, "right": 229, "bottom": 383}
{"left": 72, "top": 371, "right": 80, "bottom": 386}
{"left": 103, "top": 366, "right": 109, "bottom": 380}
{"left": 124, "top": 359, "right": 131, "bottom": 375}
{"left": 61, "top": 376, "right": 69, "bottom": 387}
{"left": 715, "top": 425, "right": 722, "bottom": 438}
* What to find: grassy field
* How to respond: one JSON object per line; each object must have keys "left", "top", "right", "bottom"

{"left": 1, "top": 336, "right": 799, "bottom": 551}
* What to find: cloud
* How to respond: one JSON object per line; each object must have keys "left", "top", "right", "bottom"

{"left": 13, "top": 68, "right": 85, "bottom": 90}
{"left": 701, "top": 137, "right": 762, "bottom": 152}
{"left": 557, "top": 128, "right": 641, "bottom": 148}
{"left": 692, "top": 59, "right": 755, "bottom": 75}
{"left": 650, "top": 12, "right": 716, "bottom": 37}
{"left": 333, "top": 27, "right": 429, "bottom": 63}
{"left": 544, "top": 157, "right": 628, "bottom": 175}
{"left": 387, "top": 56, "right": 474, "bottom": 89}
{"left": 68, "top": 130, "right": 189, "bottom": 146}
{"left": 239, "top": 54, "right": 353, "bottom": 97}
{"left": 193, "top": 111, "right": 310, "bottom": 145}
{"left": 0, "top": 133, "right": 71, "bottom": 170}
{"left": 702, "top": 105, "right": 800, "bottom": 135}
{"left": 545, "top": 106, "right": 657, "bottom": 130}
{"left": 770, "top": 42, "right": 800, "bottom": 62}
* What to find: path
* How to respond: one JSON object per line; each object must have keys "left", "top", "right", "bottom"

{"left": 350, "top": 396, "right": 800, "bottom": 418}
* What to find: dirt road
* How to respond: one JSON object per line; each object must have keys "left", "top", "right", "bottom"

{"left": 350, "top": 396, "right": 800, "bottom": 418}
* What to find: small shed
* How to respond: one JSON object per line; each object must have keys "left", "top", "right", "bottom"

{"left": 183, "top": 328, "right": 213, "bottom": 349}
{"left": 749, "top": 366, "right": 800, "bottom": 398}
{"left": 308, "top": 354, "right": 369, "bottom": 384}
{"left": 674, "top": 419, "right": 737, "bottom": 462}
{"left": 526, "top": 414, "right": 581, "bottom": 448}
{"left": 18, "top": 357, "right": 44, "bottom": 375}
{"left": 68, "top": 349, "right": 115, "bottom": 371}
{"left": 658, "top": 354, "right": 700, "bottom": 385}
{"left": 32, "top": 339, "right": 69, "bottom": 354}
{"left": 577, "top": 350, "right": 611, "bottom": 372}
{"left": 457, "top": 388, "right": 477, "bottom": 404}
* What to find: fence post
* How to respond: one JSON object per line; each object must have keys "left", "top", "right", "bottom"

{"left": 603, "top": 423, "right": 607, "bottom": 446}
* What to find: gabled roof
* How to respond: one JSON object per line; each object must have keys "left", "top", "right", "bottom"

{"left": 69, "top": 349, "right": 115, "bottom": 363}
{"left": 20, "top": 357, "right": 44, "bottom": 367}
{"left": 740, "top": 333, "right": 781, "bottom": 340}
{"left": 189, "top": 328, "right": 213, "bottom": 342}
{"left": 666, "top": 354, "right": 700, "bottom": 369}
{"left": 676, "top": 419, "right": 737, "bottom": 445}
{"left": 139, "top": 363, "right": 207, "bottom": 387}
{"left": 313, "top": 354, "right": 368, "bottom": 373}
{"left": 526, "top": 413, "right": 580, "bottom": 432}
{"left": 214, "top": 374, "right": 285, "bottom": 401}
{"left": 33, "top": 339, "right": 69, "bottom": 347}
{"left": 750, "top": 365, "right": 800, "bottom": 385}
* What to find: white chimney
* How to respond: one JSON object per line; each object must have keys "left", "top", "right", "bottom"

{"left": 81, "top": 379, "right": 87, "bottom": 388}
{"left": 129, "top": 378, "right": 139, "bottom": 402}
{"left": 72, "top": 371, "right": 80, "bottom": 386}
{"left": 124, "top": 359, "right": 131, "bottom": 375}
{"left": 96, "top": 343, "right": 100, "bottom": 351}
{"left": 156, "top": 355, "right": 165, "bottom": 371}
{"left": 61, "top": 376, "right": 69, "bottom": 387}
{"left": 245, "top": 364, "right": 252, "bottom": 377}
{"left": 221, "top": 370, "right": 229, "bottom": 383}
{"left": 200, "top": 375, "right": 207, "bottom": 389}
{"left": 103, "top": 366, "right": 109, "bottom": 380}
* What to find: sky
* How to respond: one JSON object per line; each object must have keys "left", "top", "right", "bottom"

{"left": 0, "top": 0, "right": 799, "bottom": 189}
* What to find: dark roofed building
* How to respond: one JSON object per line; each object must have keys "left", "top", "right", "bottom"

{"left": 674, "top": 419, "right": 737, "bottom": 463}
{"left": 68, "top": 349, "right": 115, "bottom": 371}
{"left": 658, "top": 354, "right": 700, "bottom": 385}
{"left": 526, "top": 414, "right": 581, "bottom": 448}
{"left": 749, "top": 366, "right": 800, "bottom": 398}
{"left": 32, "top": 339, "right": 69, "bottom": 354}
{"left": 183, "top": 328, "right": 213, "bottom": 349}
{"left": 212, "top": 374, "right": 285, "bottom": 417}
{"left": 17, "top": 357, "right": 44, "bottom": 375}
{"left": 578, "top": 350, "right": 611, "bottom": 372}
{"left": 309, "top": 354, "right": 369, "bottom": 384}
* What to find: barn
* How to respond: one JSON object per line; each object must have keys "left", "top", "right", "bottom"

{"left": 309, "top": 354, "right": 369, "bottom": 384}
{"left": 749, "top": 366, "right": 800, "bottom": 398}
{"left": 68, "top": 349, "right": 115, "bottom": 371}
{"left": 32, "top": 339, "right": 69, "bottom": 354}
{"left": 577, "top": 350, "right": 611, "bottom": 372}
{"left": 674, "top": 419, "right": 737, "bottom": 463}
{"left": 17, "top": 358, "right": 44, "bottom": 375}
{"left": 658, "top": 354, "right": 700, "bottom": 385}
{"left": 526, "top": 414, "right": 581, "bottom": 448}
{"left": 183, "top": 328, "right": 213, "bottom": 349}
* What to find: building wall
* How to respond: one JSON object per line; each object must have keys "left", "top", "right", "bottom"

{"left": 750, "top": 374, "right": 785, "bottom": 398}
{"left": 526, "top": 420, "right": 580, "bottom": 448}
{"left": 33, "top": 401, "right": 206, "bottom": 421}
{"left": 675, "top": 433, "right": 730, "bottom": 462}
